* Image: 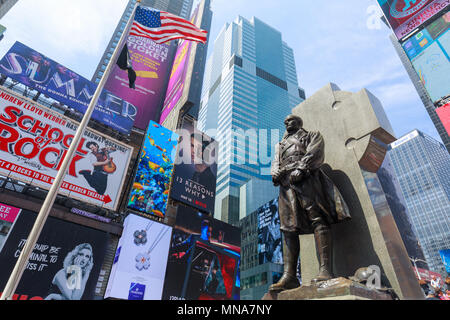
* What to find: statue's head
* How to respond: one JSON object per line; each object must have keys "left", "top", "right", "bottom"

{"left": 284, "top": 115, "right": 303, "bottom": 134}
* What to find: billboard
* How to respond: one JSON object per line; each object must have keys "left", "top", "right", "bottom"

{"left": 159, "top": 39, "right": 193, "bottom": 124}
{"left": 0, "top": 88, "right": 133, "bottom": 210}
{"left": 0, "top": 208, "right": 109, "bottom": 300}
{"left": 105, "top": 214, "right": 172, "bottom": 300}
{"left": 413, "top": 267, "right": 444, "bottom": 283}
{"left": 128, "top": 121, "right": 179, "bottom": 219}
{"left": 104, "top": 36, "right": 174, "bottom": 130}
{"left": 257, "top": 198, "right": 283, "bottom": 265}
{"left": 162, "top": 205, "right": 240, "bottom": 300}
{"left": 0, "top": 202, "right": 21, "bottom": 253}
{"left": 0, "top": 42, "right": 135, "bottom": 134}
{"left": 171, "top": 127, "right": 218, "bottom": 214}
{"left": 402, "top": 13, "right": 450, "bottom": 102}
{"left": 436, "top": 103, "right": 450, "bottom": 135}
{"left": 439, "top": 249, "right": 450, "bottom": 273}
{"left": 378, "top": 0, "right": 449, "bottom": 40}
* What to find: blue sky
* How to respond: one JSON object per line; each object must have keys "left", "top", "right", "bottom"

{"left": 0, "top": 0, "right": 443, "bottom": 142}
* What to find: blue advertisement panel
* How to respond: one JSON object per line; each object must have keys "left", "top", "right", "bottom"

{"left": 0, "top": 42, "right": 136, "bottom": 134}
{"left": 403, "top": 13, "right": 450, "bottom": 102}
{"left": 257, "top": 198, "right": 283, "bottom": 265}
{"left": 128, "top": 121, "right": 179, "bottom": 219}
{"left": 439, "top": 249, "right": 450, "bottom": 273}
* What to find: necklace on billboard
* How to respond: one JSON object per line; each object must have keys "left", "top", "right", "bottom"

{"left": 135, "top": 226, "right": 170, "bottom": 271}
{"left": 133, "top": 221, "right": 153, "bottom": 246}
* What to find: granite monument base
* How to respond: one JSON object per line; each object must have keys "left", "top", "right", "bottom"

{"left": 262, "top": 277, "right": 395, "bottom": 300}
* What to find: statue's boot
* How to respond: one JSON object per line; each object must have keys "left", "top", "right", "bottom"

{"left": 269, "top": 232, "right": 300, "bottom": 291}
{"left": 311, "top": 226, "right": 334, "bottom": 284}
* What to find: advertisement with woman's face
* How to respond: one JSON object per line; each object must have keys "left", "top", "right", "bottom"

{"left": 0, "top": 209, "right": 109, "bottom": 300}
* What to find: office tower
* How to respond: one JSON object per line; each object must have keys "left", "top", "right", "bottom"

{"left": 92, "top": 0, "right": 193, "bottom": 84}
{"left": 0, "top": 0, "right": 18, "bottom": 19}
{"left": 198, "top": 16, "right": 305, "bottom": 224}
{"left": 389, "top": 130, "right": 450, "bottom": 275}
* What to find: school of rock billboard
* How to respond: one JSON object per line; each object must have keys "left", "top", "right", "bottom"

{"left": 104, "top": 36, "right": 174, "bottom": 130}
{"left": 257, "top": 198, "right": 283, "bottom": 265}
{"left": 0, "top": 88, "right": 133, "bottom": 210}
{"left": 0, "top": 208, "right": 109, "bottom": 300}
{"left": 162, "top": 205, "right": 240, "bottom": 300}
{"left": 378, "top": 0, "right": 449, "bottom": 40}
{"left": 171, "top": 127, "right": 218, "bottom": 214}
{"left": 0, "top": 41, "right": 135, "bottom": 134}
{"left": 127, "top": 121, "right": 179, "bottom": 219}
{"left": 105, "top": 214, "right": 172, "bottom": 300}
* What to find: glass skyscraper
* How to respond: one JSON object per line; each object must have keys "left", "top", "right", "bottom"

{"left": 91, "top": 0, "right": 193, "bottom": 84}
{"left": 198, "top": 16, "right": 305, "bottom": 224}
{"left": 388, "top": 130, "right": 450, "bottom": 275}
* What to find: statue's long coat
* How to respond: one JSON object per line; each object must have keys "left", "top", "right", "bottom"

{"left": 271, "top": 129, "right": 351, "bottom": 234}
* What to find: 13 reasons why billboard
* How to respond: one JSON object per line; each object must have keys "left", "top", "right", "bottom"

{"left": 128, "top": 121, "right": 179, "bottom": 219}
{"left": 171, "top": 126, "right": 218, "bottom": 214}
{"left": 162, "top": 205, "right": 241, "bottom": 300}
{"left": 402, "top": 11, "right": 450, "bottom": 103}
{"left": 105, "top": 214, "right": 172, "bottom": 300}
{"left": 0, "top": 87, "right": 133, "bottom": 210}
{"left": 0, "top": 42, "right": 136, "bottom": 134}
{"left": 104, "top": 36, "right": 174, "bottom": 130}
{"left": 0, "top": 207, "right": 109, "bottom": 300}
{"left": 378, "top": 0, "right": 449, "bottom": 40}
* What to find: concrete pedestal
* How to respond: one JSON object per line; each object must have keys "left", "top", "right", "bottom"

{"left": 262, "top": 278, "right": 395, "bottom": 300}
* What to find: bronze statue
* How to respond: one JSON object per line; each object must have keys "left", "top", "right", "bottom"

{"left": 270, "top": 114, "right": 351, "bottom": 291}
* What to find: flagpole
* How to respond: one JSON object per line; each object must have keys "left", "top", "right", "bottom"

{"left": 0, "top": 0, "right": 141, "bottom": 301}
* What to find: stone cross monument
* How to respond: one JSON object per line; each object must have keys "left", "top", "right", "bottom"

{"left": 272, "top": 83, "right": 424, "bottom": 300}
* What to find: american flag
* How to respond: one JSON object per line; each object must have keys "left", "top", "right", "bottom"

{"left": 129, "top": 6, "right": 208, "bottom": 44}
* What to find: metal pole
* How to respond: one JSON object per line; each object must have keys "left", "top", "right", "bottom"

{"left": 0, "top": 0, "right": 140, "bottom": 300}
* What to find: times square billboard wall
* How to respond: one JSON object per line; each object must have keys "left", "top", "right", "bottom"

{"left": 105, "top": 214, "right": 172, "bottom": 300}
{"left": 257, "top": 198, "right": 283, "bottom": 265}
{"left": 402, "top": 11, "right": 450, "bottom": 103}
{"left": 0, "top": 88, "right": 133, "bottom": 210}
{"left": 128, "top": 121, "right": 179, "bottom": 219}
{"left": 171, "top": 124, "right": 218, "bottom": 215}
{"left": 378, "top": 0, "right": 449, "bottom": 40}
{"left": 162, "top": 205, "right": 240, "bottom": 300}
{"left": 0, "top": 207, "right": 109, "bottom": 300}
{"left": 104, "top": 36, "right": 174, "bottom": 130}
{"left": 0, "top": 42, "right": 135, "bottom": 134}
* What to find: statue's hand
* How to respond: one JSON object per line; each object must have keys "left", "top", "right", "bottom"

{"left": 272, "top": 170, "right": 282, "bottom": 186}
{"left": 290, "top": 169, "right": 304, "bottom": 184}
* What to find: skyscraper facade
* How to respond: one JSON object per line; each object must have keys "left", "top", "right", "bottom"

{"left": 388, "top": 130, "right": 450, "bottom": 275}
{"left": 91, "top": 0, "right": 193, "bottom": 84}
{"left": 0, "top": 0, "right": 18, "bottom": 19}
{"left": 198, "top": 16, "right": 305, "bottom": 224}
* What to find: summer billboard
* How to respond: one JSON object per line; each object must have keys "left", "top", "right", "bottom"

{"left": 0, "top": 208, "right": 109, "bottom": 300}
{"left": 378, "top": 0, "right": 449, "bottom": 40}
{"left": 104, "top": 36, "right": 174, "bottom": 130}
{"left": 0, "top": 42, "right": 135, "bottom": 134}
{"left": 105, "top": 214, "right": 172, "bottom": 300}
{"left": 162, "top": 205, "right": 240, "bottom": 300}
{"left": 128, "top": 121, "right": 179, "bottom": 219}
